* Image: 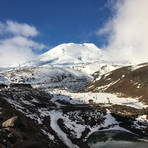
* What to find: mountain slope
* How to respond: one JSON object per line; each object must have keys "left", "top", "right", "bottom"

{"left": 81, "top": 62, "right": 148, "bottom": 104}
{"left": 0, "top": 90, "right": 69, "bottom": 148}
{"left": 0, "top": 65, "right": 92, "bottom": 92}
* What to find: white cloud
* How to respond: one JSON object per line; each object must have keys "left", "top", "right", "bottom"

{"left": 0, "top": 21, "right": 47, "bottom": 67}
{"left": 0, "top": 36, "right": 46, "bottom": 50}
{"left": 97, "top": 0, "right": 148, "bottom": 64}
{"left": 0, "top": 20, "right": 38, "bottom": 37}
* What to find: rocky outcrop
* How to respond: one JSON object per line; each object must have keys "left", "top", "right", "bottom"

{"left": 0, "top": 107, "right": 47, "bottom": 148}
{"left": 106, "top": 105, "right": 148, "bottom": 137}
{"left": 2, "top": 116, "right": 22, "bottom": 128}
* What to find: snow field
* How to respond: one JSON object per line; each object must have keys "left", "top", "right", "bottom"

{"left": 49, "top": 111, "right": 79, "bottom": 148}
{"left": 49, "top": 89, "right": 148, "bottom": 109}
{"left": 48, "top": 89, "right": 148, "bottom": 147}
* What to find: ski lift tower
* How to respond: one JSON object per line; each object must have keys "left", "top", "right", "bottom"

{"left": 107, "top": 98, "right": 110, "bottom": 103}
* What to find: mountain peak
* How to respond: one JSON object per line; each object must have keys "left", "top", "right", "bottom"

{"left": 36, "top": 42, "right": 107, "bottom": 67}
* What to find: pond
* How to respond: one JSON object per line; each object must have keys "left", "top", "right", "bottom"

{"left": 87, "top": 130, "right": 148, "bottom": 148}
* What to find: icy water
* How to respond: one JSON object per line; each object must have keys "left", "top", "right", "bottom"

{"left": 87, "top": 130, "right": 148, "bottom": 148}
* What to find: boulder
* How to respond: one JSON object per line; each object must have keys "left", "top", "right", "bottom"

{"left": 6, "top": 128, "right": 22, "bottom": 140}
{"left": 0, "top": 144, "right": 6, "bottom": 148}
{"left": 6, "top": 128, "right": 23, "bottom": 144}
{"left": 2, "top": 116, "right": 22, "bottom": 128}
{"left": 0, "top": 108, "right": 7, "bottom": 121}
{"left": 0, "top": 111, "right": 7, "bottom": 119}
{"left": 0, "top": 127, "right": 23, "bottom": 146}
{"left": 0, "top": 128, "right": 10, "bottom": 143}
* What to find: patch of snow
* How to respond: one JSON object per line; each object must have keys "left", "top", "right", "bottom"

{"left": 52, "top": 90, "right": 148, "bottom": 109}
{"left": 50, "top": 110, "right": 79, "bottom": 148}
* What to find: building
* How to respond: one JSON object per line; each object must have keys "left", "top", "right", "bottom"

{"left": 88, "top": 99, "right": 94, "bottom": 104}
{"left": 0, "top": 83, "right": 7, "bottom": 88}
{"left": 9, "top": 83, "right": 32, "bottom": 91}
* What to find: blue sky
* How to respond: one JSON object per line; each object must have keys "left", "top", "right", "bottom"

{"left": 0, "top": 0, "right": 111, "bottom": 49}
{"left": 0, "top": 0, "right": 148, "bottom": 67}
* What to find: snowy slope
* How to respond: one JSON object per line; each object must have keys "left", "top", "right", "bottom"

{"left": 39, "top": 43, "right": 109, "bottom": 65}
{"left": 0, "top": 65, "right": 92, "bottom": 92}
{"left": 0, "top": 62, "right": 129, "bottom": 92}
{"left": 76, "top": 62, "right": 125, "bottom": 75}
{"left": 21, "top": 43, "right": 110, "bottom": 68}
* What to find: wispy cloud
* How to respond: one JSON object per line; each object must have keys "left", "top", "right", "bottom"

{"left": 0, "top": 21, "right": 46, "bottom": 67}
{"left": 97, "top": 0, "right": 148, "bottom": 64}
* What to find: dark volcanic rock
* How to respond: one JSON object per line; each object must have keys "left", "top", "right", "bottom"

{"left": 107, "top": 105, "right": 148, "bottom": 138}
{"left": 0, "top": 144, "right": 6, "bottom": 148}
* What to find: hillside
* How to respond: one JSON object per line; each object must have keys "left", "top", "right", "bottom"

{"left": 0, "top": 65, "right": 91, "bottom": 92}
{"left": 82, "top": 63, "right": 148, "bottom": 104}
{"left": 0, "top": 90, "right": 68, "bottom": 148}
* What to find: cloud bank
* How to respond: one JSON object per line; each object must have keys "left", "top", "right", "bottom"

{"left": 97, "top": 0, "right": 148, "bottom": 64}
{"left": 0, "top": 21, "right": 46, "bottom": 67}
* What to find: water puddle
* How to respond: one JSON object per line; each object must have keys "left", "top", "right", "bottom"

{"left": 87, "top": 130, "right": 148, "bottom": 148}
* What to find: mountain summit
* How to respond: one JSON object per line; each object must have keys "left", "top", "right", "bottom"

{"left": 40, "top": 43, "right": 108, "bottom": 64}
{"left": 23, "top": 43, "right": 109, "bottom": 67}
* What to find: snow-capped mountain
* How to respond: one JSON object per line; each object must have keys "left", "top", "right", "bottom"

{"left": 1, "top": 43, "right": 148, "bottom": 148}
{"left": 21, "top": 43, "right": 111, "bottom": 68}
{"left": 40, "top": 43, "right": 108, "bottom": 64}
{"left": 0, "top": 42, "right": 132, "bottom": 73}
{"left": 0, "top": 42, "right": 131, "bottom": 93}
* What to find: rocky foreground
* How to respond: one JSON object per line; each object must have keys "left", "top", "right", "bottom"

{"left": 0, "top": 91, "right": 68, "bottom": 148}
{"left": 0, "top": 90, "right": 148, "bottom": 148}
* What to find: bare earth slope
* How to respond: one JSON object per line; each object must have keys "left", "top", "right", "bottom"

{"left": 82, "top": 63, "right": 148, "bottom": 105}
